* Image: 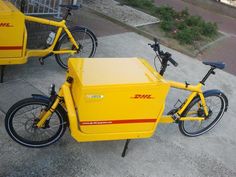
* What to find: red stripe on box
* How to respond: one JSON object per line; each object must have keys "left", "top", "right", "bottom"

{"left": 80, "top": 119, "right": 157, "bottom": 126}
{"left": 0, "top": 46, "right": 23, "bottom": 50}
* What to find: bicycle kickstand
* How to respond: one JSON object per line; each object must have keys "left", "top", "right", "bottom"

{"left": 0, "top": 65, "right": 6, "bottom": 83}
{"left": 121, "top": 139, "right": 131, "bottom": 157}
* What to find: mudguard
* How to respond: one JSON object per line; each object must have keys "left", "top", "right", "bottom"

{"left": 32, "top": 94, "right": 50, "bottom": 101}
{"left": 202, "top": 89, "right": 228, "bottom": 112}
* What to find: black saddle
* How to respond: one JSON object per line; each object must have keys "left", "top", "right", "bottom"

{"left": 203, "top": 61, "right": 225, "bottom": 70}
{"left": 59, "top": 4, "right": 80, "bottom": 10}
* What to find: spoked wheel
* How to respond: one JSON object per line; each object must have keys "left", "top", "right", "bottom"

{"left": 55, "top": 27, "right": 97, "bottom": 69}
{"left": 5, "top": 98, "right": 67, "bottom": 148}
{"left": 178, "top": 92, "right": 228, "bottom": 137}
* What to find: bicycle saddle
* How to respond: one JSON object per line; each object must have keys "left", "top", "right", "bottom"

{"left": 202, "top": 61, "right": 225, "bottom": 69}
{"left": 59, "top": 4, "right": 80, "bottom": 10}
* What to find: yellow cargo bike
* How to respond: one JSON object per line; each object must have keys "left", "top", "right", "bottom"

{"left": 0, "top": 0, "right": 97, "bottom": 82}
{"left": 5, "top": 39, "right": 228, "bottom": 157}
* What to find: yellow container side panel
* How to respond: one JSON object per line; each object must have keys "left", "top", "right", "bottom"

{"left": 0, "top": 1, "right": 25, "bottom": 58}
{"left": 77, "top": 85, "right": 169, "bottom": 134}
{"left": 68, "top": 58, "right": 170, "bottom": 135}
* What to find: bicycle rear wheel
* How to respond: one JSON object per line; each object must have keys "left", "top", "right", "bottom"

{"left": 5, "top": 98, "right": 67, "bottom": 148}
{"left": 178, "top": 91, "right": 228, "bottom": 137}
{"left": 55, "top": 27, "right": 97, "bottom": 69}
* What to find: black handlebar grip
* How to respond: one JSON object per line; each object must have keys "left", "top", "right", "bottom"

{"left": 169, "top": 57, "right": 178, "bottom": 67}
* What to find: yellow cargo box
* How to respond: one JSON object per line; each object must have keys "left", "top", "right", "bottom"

{"left": 68, "top": 58, "right": 170, "bottom": 136}
{"left": 0, "top": 0, "right": 25, "bottom": 58}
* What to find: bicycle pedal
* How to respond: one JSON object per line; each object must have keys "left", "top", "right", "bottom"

{"left": 39, "top": 58, "right": 45, "bottom": 65}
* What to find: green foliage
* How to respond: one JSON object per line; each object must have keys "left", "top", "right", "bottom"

{"left": 176, "top": 28, "right": 194, "bottom": 44}
{"left": 185, "top": 16, "right": 204, "bottom": 26}
{"left": 155, "top": 6, "right": 177, "bottom": 20}
{"left": 157, "top": 7, "right": 218, "bottom": 44}
{"left": 180, "top": 8, "right": 189, "bottom": 18}
{"left": 160, "top": 20, "right": 175, "bottom": 32}
{"left": 201, "top": 22, "right": 218, "bottom": 37}
{"left": 177, "top": 22, "right": 187, "bottom": 30}
{"left": 122, "top": 0, "right": 218, "bottom": 45}
{"left": 175, "top": 27, "right": 201, "bottom": 44}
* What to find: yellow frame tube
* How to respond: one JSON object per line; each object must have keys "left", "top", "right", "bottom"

{"left": 52, "top": 50, "right": 77, "bottom": 55}
{"left": 159, "top": 115, "right": 205, "bottom": 123}
{"left": 168, "top": 80, "right": 202, "bottom": 92}
{"left": 179, "top": 117, "right": 205, "bottom": 121}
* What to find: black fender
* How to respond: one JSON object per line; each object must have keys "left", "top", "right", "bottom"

{"left": 199, "top": 89, "right": 228, "bottom": 112}
{"left": 32, "top": 94, "right": 50, "bottom": 101}
{"left": 55, "top": 26, "right": 98, "bottom": 49}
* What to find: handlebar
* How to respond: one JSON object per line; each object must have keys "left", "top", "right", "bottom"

{"left": 168, "top": 57, "right": 178, "bottom": 67}
{"left": 149, "top": 38, "right": 178, "bottom": 67}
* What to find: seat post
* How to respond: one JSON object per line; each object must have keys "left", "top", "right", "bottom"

{"left": 200, "top": 67, "right": 215, "bottom": 85}
{"left": 63, "top": 9, "right": 71, "bottom": 20}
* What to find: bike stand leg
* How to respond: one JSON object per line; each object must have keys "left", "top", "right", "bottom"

{"left": 121, "top": 139, "right": 131, "bottom": 158}
{"left": 0, "top": 65, "right": 6, "bottom": 83}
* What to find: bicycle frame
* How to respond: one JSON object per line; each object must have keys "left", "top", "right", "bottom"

{"left": 159, "top": 80, "right": 208, "bottom": 123}
{"left": 25, "top": 16, "right": 79, "bottom": 58}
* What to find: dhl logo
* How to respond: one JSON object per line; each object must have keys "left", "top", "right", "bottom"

{"left": 0, "top": 23, "right": 13, "bottom": 27}
{"left": 131, "top": 94, "right": 154, "bottom": 99}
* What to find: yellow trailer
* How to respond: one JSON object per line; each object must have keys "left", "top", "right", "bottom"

{"left": 0, "top": 0, "right": 97, "bottom": 82}
{"left": 0, "top": 0, "right": 27, "bottom": 63}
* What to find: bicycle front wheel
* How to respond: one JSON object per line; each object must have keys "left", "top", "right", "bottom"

{"left": 55, "top": 27, "right": 97, "bottom": 69}
{"left": 5, "top": 98, "right": 67, "bottom": 148}
{"left": 178, "top": 91, "right": 228, "bottom": 137}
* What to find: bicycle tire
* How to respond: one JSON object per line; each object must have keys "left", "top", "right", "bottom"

{"left": 178, "top": 91, "right": 228, "bottom": 137}
{"left": 5, "top": 98, "right": 67, "bottom": 148}
{"left": 55, "top": 27, "right": 97, "bottom": 69}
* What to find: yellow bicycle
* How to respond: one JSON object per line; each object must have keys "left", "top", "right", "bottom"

{"left": 5, "top": 39, "right": 228, "bottom": 157}
{"left": 0, "top": 1, "right": 97, "bottom": 71}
